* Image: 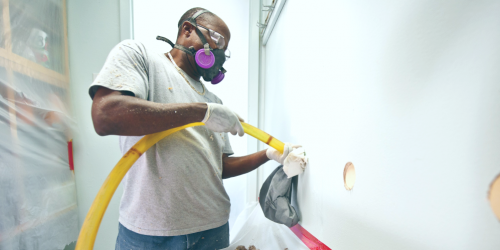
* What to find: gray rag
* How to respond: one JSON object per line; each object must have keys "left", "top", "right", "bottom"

{"left": 259, "top": 165, "right": 300, "bottom": 228}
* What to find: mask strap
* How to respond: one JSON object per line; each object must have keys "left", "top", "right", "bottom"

{"left": 194, "top": 28, "right": 211, "bottom": 55}
{"left": 187, "top": 10, "right": 212, "bottom": 54}
{"left": 157, "top": 9, "right": 213, "bottom": 56}
{"left": 156, "top": 36, "right": 174, "bottom": 47}
{"left": 174, "top": 44, "right": 196, "bottom": 56}
{"left": 156, "top": 36, "right": 196, "bottom": 56}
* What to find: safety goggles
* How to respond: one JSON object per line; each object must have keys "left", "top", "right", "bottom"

{"left": 196, "top": 24, "right": 231, "bottom": 61}
{"left": 197, "top": 24, "right": 226, "bottom": 50}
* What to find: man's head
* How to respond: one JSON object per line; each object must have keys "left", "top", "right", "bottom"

{"left": 176, "top": 7, "right": 231, "bottom": 52}
{"left": 171, "top": 8, "right": 231, "bottom": 83}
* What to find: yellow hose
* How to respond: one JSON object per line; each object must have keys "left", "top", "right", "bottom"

{"left": 76, "top": 122, "right": 284, "bottom": 249}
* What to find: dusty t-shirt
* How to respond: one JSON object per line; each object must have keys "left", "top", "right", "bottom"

{"left": 88, "top": 40, "right": 233, "bottom": 236}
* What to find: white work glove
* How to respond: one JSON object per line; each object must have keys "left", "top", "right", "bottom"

{"left": 202, "top": 103, "right": 244, "bottom": 136}
{"left": 266, "top": 143, "right": 301, "bottom": 165}
{"left": 283, "top": 147, "right": 309, "bottom": 178}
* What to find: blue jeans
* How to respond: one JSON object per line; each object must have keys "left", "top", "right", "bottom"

{"left": 115, "top": 222, "right": 230, "bottom": 250}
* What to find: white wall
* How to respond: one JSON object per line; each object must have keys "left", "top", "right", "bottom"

{"left": 67, "top": 1, "right": 124, "bottom": 249}
{"left": 262, "top": 0, "right": 500, "bottom": 249}
{"left": 133, "top": 1, "right": 250, "bottom": 229}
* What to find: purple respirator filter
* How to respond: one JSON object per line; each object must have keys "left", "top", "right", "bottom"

{"left": 211, "top": 71, "right": 225, "bottom": 84}
{"left": 195, "top": 49, "right": 215, "bottom": 69}
{"left": 194, "top": 49, "right": 224, "bottom": 84}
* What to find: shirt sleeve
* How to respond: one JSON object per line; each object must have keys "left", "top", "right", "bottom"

{"left": 216, "top": 98, "right": 234, "bottom": 155}
{"left": 88, "top": 40, "right": 149, "bottom": 100}
{"left": 222, "top": 132, "right": 234, "bottom": 155}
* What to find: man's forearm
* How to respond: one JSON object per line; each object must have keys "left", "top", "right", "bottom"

{"left": 92, "top": 87, "right": 207, "bottom": 136}
{"left": 222, "top": 150, "right": 270, "bottom": 179}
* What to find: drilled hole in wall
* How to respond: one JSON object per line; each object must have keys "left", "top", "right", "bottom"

{"left": 343, "top": 162, "right": 356, "bottom": 190}
{"left": 489, "top": 173, "right": 500, "bottom": 221}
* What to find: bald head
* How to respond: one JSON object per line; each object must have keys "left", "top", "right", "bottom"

{"left": 176, "top": 8, "right": 230, "bottom": 49}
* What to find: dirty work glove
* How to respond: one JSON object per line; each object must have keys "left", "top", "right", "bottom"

{"left": 266, "top": 143, "right": 301, "bottom": 164}
{"left": 202, "top": 103, "right": 244, "bottom": 136}
{"left": 283, "top": 147, "right": 309, "bottom": 178}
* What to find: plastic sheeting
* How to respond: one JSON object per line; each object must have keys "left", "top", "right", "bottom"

{"left": 223, "top": 202, "right": 308, "bottom": 250}
{"left": 0, "top": 0, "right": 78, "bottom": 249}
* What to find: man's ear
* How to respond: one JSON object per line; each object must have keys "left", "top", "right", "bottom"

{"left": 180, "top": 21, "right": 195, "bottom": 38}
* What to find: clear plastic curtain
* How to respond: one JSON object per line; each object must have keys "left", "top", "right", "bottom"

{"left": 0, "top": 0, "right": 78, "bottom": 249}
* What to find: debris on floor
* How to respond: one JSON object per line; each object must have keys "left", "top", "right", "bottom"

{"left": 223, "top": 202, "right": 308, "bottom": 250}
{"left": 235, "top": 245, "right": 258, "bottom": 250}
{"left": 234, "top": 246, "right": 288, "bottom": 250}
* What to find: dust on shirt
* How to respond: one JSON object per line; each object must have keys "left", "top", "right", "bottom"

{"left": 89, "top": 40, "right": 233, "bottom": 236}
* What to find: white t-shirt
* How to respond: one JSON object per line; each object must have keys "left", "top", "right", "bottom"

{"left": 89, "top": 40, "right": 233, "bottom": 236}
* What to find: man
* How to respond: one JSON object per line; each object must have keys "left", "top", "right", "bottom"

{"left": 90, "top": 7, "right": 297, "bottom": 249}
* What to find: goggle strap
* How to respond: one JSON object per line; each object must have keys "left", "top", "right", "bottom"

{"left": 189, "top": 9, "right": 210, "bottom": 22}
{"left": 187, "top": 10, "right": 212, "bottom": 46}
{"left": 177, "top": 9, "right": 210, "bottom": 28}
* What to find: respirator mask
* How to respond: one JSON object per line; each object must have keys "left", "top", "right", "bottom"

{"left": 157, "top": 9, "right": 230, "bottom": 84}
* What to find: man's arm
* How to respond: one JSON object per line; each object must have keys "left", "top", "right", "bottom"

{"left": 222, "top": 150, "right": 270, "bottom": 179}
{"left": 91, "top": 86, "right": 207, "bottom": 136}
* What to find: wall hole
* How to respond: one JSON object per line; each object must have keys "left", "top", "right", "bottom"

{"left": 489, "top": 173, "right": 500, "bottom": 221}
{"left": 343, "top": 162, "right": 356, "bottom": 190}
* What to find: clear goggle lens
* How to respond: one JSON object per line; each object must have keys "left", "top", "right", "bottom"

{"left": 209, "top": 30, "right": 225, "bottom": 49}
{"left": 198, "top": 25, "right": 226, "bottom": 50}
{"left": 225, "top": 49, "right": 231, "bottom": 61}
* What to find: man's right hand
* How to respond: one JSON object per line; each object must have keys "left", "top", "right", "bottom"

{"left": 202, "top": 103, "right": 244, "bottom": 136}
{"left": 266, "top": 143, "right": 302, "bottom": 164}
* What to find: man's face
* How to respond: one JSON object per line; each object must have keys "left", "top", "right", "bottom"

{"left": 175, "top": 16, "right": 231, "bottom": 80}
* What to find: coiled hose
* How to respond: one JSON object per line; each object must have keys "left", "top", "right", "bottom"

{"left": 75, "top": 122, "right": 284, "bottom": 249}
